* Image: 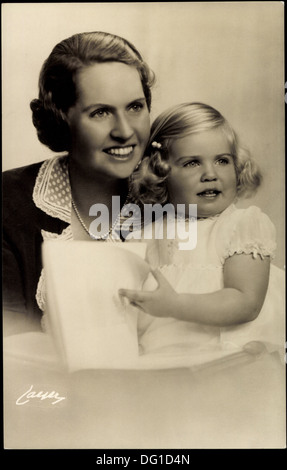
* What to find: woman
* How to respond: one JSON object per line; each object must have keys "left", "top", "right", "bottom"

{"left": 3, "top": 31, "right": 155, "bottom": 332}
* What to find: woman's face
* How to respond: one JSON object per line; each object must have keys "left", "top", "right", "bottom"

{"left": 67, "top": 62, "right": 150, "bottom": 179}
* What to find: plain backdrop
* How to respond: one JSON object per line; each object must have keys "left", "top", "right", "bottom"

{"left": 2, "top": 2, "right": 285, "bottom": 268}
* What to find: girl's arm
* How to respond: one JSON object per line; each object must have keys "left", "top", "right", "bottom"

{"left": 119, "top": 254, "right": 270, "bottom": 326}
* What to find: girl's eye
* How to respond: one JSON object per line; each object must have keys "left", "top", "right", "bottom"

{"left": 89, "top": 108, "right": 110, "bottom": 119}
{"left": 216, "top": 157, "right": 230, "bottom": 165}
{"left": 183, "top": 160, "right": 200, "bottom": 168}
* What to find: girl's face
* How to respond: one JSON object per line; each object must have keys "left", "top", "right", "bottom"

{"left": 166, "top": 128, "right": 237, "bottom": 218}
{"left": 67, "top": 62, "right": 150, "bottom": 180}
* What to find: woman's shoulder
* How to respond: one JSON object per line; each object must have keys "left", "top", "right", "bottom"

{"left": 3, "top": 155, "right": 68, "bottom": 203}
{"left": 3, "top": 157, "right": 69, "bottom": 235}
{"left": 3, "top": 155, "right": 67, "bottom": 184}
{"left": 3, "top": 160, "right": 46, "bottom": 193}
{"left": 3, "top": 158, "right": 55, "bottom": 219}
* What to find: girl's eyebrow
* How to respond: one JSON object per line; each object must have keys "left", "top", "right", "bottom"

{"left": 214, "top": 153, "right": 234, "bottom": 160}
{"left": 82, "top": 97, "right": 146, "bottom": 113}
{"left": 175, "top": 153, "right": 234, "bottom": 163}
{"left": 174, "top": 155, "right": 200, "bottom": 164}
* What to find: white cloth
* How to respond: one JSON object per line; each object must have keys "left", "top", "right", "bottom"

{"left": 134, "top": 204, "right": 285, "bottom": 354}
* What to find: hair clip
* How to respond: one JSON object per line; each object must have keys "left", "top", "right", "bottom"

{"left": 151, "top": 141, "right": 162, "bottom": 149}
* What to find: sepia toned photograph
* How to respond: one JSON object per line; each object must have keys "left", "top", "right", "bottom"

{"left": 2, "top": 2, "right": 286, "bottom": 450}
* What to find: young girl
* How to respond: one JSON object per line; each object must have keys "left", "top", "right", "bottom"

{"left": 119, "top": 102, "right": 285, "bottom": 356}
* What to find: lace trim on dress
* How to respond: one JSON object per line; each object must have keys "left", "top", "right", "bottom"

{"left": 222, "top": 240, "right": 276, "bottom": 262}
{"left": 37, "top": 270, "right": 52, "bottom": 334}
{"left": 33, "top": 155, "right": 71, "bottom": 224}
{"left": 36, "top": 269, "right": 46, "bottom": 313}
{"left": 36, "top": 225, "right": 74, "bottom": 327}
{"left": 32, "top": 155, "right": 72, "bottom": 328}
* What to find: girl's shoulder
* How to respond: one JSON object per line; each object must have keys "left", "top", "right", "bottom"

{"left": 221, "top": 204, "right": 276, "bottom": 233}
{"left": 216, "top": 204, "right": 277, "bottom": 261}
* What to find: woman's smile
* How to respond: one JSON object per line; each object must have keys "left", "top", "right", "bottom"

{"left": 104, "top": 145, "right": 135, "bottom": 157}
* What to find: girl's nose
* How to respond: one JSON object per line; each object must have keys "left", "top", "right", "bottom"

{"left": 200, "top": 164, "right": 217, "bottom": 182}
{"left": 111, "top": 113, "right": 134, "bottom": 141}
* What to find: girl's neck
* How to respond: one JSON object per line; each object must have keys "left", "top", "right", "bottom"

{"left": 175, "top": 203, "right": 234, "bottom": 221}
{"left": 196, "top": 203, "right": 235, "bottom": 220}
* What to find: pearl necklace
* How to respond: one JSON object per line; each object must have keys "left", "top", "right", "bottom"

{"left": 71, "top": 190, "right": 130, "bottom": 241}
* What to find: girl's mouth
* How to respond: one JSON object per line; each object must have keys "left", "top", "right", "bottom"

{"left": 104, "top": 145, "right": 135, "bottom": 157}
{"left": 197, "top": 189, "right": 221, "bottom": 198}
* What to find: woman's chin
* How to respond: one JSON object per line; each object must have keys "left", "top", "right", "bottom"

{"left": 109, "top": 159, "right": 141, "bottom": 180}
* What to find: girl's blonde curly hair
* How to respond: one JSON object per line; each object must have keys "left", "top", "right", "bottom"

{"left": 130, "top": 102, "right": 262, "bottom": 207}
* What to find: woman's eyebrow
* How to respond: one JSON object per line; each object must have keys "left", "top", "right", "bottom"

{"left": 129, "top": 97, "right": 146, "bottom": 103}
{"left": 82, "top": 97, "right": 146, "bottom": 113}
{"left": 82, "top": 103, "right": 113, "bottom": 113}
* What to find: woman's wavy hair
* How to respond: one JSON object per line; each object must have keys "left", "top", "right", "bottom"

{"left": 131, "top": 102, "right": 262, "bottom": 206}
{"left": 30, "top": 31, "right": 155, "bottom": 152}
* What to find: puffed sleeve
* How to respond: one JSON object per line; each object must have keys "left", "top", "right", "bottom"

{"left": 219, "top": 207, "right": 283, "bottom": 353}
{"left": 220, "top": 206, "right": 277, "bottom": 262}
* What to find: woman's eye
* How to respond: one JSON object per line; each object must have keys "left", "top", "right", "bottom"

{"left": 89, "top": 108, "right": 110, "bottom": 119}
{"left": 129, "top": 103, "right": 144, "bottom": 113}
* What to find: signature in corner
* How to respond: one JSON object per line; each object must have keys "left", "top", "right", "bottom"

{"left": 16, "top": 384, "right": 66, "bottom": 405}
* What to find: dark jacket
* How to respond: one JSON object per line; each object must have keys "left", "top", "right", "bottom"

{"left": 3, "top": 162, "right": 68, "bottom": 326}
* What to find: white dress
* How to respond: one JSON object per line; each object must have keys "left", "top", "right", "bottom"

{"left": 135, "top": 204, "right": 285, "bottom": 355}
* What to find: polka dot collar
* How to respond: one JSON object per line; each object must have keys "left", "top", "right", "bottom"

{"left": 33, "top": 155, "right": 71, "bottom": 224}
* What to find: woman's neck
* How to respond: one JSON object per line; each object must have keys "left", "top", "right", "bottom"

{"left": 68, "top": 160, "right": 129, "bottom": 215}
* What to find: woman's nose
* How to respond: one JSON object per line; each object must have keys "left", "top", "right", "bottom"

{"left": 111, "top": 114, "right": 134, "bottom": 141}
{"left": 200, "top": 164, "right": 217, "bottom": 182}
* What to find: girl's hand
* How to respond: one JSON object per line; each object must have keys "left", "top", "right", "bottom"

{"left": 119, "top": 269, "right": 179, "bottom": 318}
